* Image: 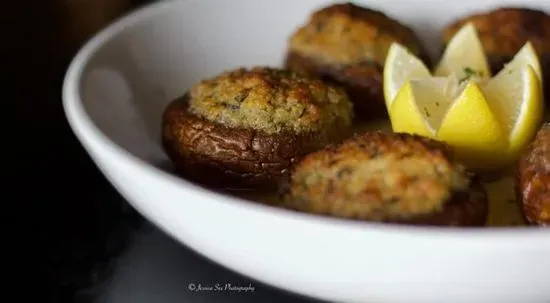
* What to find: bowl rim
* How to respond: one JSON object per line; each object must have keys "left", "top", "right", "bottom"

{"left": 62, "top": 0, "right": 550, "bottom": 245}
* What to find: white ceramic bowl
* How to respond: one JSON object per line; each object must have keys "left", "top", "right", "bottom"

{"left": 63, "top": 1, "right": 550, "bottom": 302}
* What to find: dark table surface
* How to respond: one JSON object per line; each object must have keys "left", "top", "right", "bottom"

{"left": 82, "top": 219, "right": 321, "bottom": 303}
{"left": 35, "top": 180, "right": 324, "bottom": 303}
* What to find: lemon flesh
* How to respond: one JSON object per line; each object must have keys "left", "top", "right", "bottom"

{"left": 383, "top": 43, "right": 431, "bottom": 109}
{"left": 503, "top": 42, "right": 543, "bottom": 82}
{"left": 434, "top": 23, "right": 491, "bottom": 81}
{"left": 483, "top": 65, "right": 543, "bottom": 158}
{"left": 389, "top": 81, "right": 433, "bottom": 137}
{"left": 436, "top": 82, "right": 508, "bottom": 168}
{"left": 481, "top": 41, "right": 544, "bottom": 158}
{"left": 390, "top": 77, "right": 454, "bottom": 136}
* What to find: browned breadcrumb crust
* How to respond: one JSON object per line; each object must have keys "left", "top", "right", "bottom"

{"left": 288, "top": 2, "right": 428, "bottom": 66}
{"left": 516, "top": 122, "right": 550, "bottom": 226}
{"left": 285, "top": 51, "right": 386, "bottom": 118}
{"left": 283, "top": 132, "right": 488, "bottom": 226}
{"left": 443, "top": 7, "right": 550, "bottom": 78}
{"left": 188, "top": 67, "right": 353, "bottom": 135}
{"left": 285, "top": 2, "right": 429, "bottom": 119}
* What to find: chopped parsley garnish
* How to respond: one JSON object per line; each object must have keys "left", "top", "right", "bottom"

{"left": 464, "top": 67, "right": 476, "bottom": 77}
{"left": 459, "top": 67, "right": 483, "bottom": 84}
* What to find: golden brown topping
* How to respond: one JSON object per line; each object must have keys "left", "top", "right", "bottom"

{"left": 516, "top": 123, "right": 550, "bottom": 226}
{"left": 444, "top": 7, "right": 550, "bottom": 57}
{"left": 288, "top": 2, "right": 425, "bottom": 66}
{"left": 285, "top": 132, "right": 471, "bottom": 221}
{"left": 524, "top": 123, "right": 550, "bottom": 170}
{"left": 188, "top": 67, "right": 353, "bottom": 134}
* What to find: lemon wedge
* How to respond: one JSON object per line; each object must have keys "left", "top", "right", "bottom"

{"left": 436, "top": 81, "right": 508, "bottom": 167}
{"left": 482, "top": 48, "right": 543, "bottom": 158}
{"left": 383, "top": 43, "right": 431, "bottom": 109}
{"left": 390, "top": 78, "right": 508, "bottom": 168}
{"left": 496, "top": 42, "right": 543, "bottom": 85}
{"left": 389, "top": 77, "right": 455, "bottom": 137}
{"left": 434, "top": 22, "right": 491, "bottom": 81}
{"left": 384, "top": 23, "right": 544, "bottom": 170}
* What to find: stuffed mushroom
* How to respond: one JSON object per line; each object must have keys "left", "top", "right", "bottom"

{"left": 282, "top": 132, "right": 488, "bottom": 226}
{"left": 162, "top": 67, "right": 354, "bottom": 189}
{"left": 285, "top": 2, "right": 430, "bottom": 119}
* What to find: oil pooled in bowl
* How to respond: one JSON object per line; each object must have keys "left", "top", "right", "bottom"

{"left": 228, "top": 119, "right": 526, "bottom": 227}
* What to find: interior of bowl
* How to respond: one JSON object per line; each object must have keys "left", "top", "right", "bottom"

{"left": 68, "top": 0, "right": 550, "bottom": 233}
{"left": 76, "top": 0, "right": 547, "bottom": 165}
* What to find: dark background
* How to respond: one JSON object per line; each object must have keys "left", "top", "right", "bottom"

{"left": 7, "top": 1, "right": 150, "bottom": 302}
{"left": 6, "top": 2, "right": 319, "bottom": 303}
